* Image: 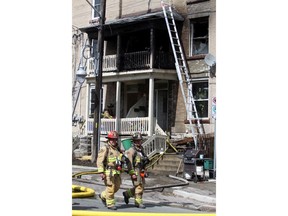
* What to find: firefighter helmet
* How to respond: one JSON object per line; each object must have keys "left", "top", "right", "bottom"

{"left": 132, "top": 132, "right": 143, "bottom": 140}
{"left": 106, "top": 131, "right": 119, "bottom": 139}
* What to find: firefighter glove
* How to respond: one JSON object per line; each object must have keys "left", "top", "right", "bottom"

{"left": 100, "top": 173, "right": 106, "bottom": 180}
{"left": 131, "top": 174, "right": 137, "bottom": 180}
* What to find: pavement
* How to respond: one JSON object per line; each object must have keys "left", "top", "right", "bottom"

{"left": 72, "top": 165, "right": 216, "bottom": 213}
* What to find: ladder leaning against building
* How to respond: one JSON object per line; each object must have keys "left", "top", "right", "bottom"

{"left": 161, "top": 0, "right": 204, "bottom": 149}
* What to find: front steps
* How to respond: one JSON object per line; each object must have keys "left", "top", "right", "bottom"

{"left": 148, "top": 153, "right": 183, "bottom": 176}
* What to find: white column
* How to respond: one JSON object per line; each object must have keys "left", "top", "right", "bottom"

{"left": 85, "top": 83, "right": 90, "bottom": 136}
{"left": 148, "top": 78, "right": 154, "bottom": 136}
{"left": 102, "top": 84, "right": 107, "bottom": 110}
{"left": 115, "top": 81, "right": 121, "bottom": 132}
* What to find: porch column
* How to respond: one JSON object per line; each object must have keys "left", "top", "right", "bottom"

{"left": 115, "top": 81, "right": 121, "bottom": 132}
{"left": 116, "top": 34, "right": 122, "bottom": 72}
{"left": 85, "top": 83, "right": 90, "bottom": 136}
{"left": 148, "top": 77, "right": 154, "bottom": 136}
{"left": 150, "top": 28, "right": 155, "bottom": 69}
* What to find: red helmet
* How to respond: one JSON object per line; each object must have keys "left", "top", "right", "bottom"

{"left": 106, "top": 131, "right": 119, "bottom": 139}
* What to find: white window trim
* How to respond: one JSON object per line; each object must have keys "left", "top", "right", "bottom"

{"left": 91, "top": 0, "right": 101, "bottom": 20}
{"left": 189, "top": 23, "right": 194, "bottom": 56}
{"left": 89, "top": 84, "right": 105, "bottom": 116}
{"left": 189, "top": 18, "right": 209, "bottom": 57}
{"left": 192, "top": 79, "right": 209, "bottom": 119}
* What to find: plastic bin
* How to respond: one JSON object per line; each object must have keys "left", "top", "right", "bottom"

{"left": 121, "top": 139, "right": 132, "bottom": 150}
{"left": 204, "top": 160, "right": 213, "bottom": 170}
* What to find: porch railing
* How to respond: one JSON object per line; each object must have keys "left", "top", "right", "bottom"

{"left": 87, "top": 117, "right": 149, "bottom": 135}
{"left": 142, "top": 135, "right": 167, "bottom": 158}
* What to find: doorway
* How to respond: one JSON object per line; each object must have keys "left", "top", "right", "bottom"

{"left": 155, "top": 89, "right": 168, "bottom": 131}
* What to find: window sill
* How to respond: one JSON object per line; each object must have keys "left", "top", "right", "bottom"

{"left": 186, "top": 54, "right": 206, "bottom": 60}
{"left": 184, "top": 119, "right": 210, "bottom": 124}
{"left": 187, "top": 0, "right": 209, "bottom": 5}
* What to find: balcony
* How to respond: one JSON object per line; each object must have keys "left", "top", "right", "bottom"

{"left": 87, "top": 50, "right": 175, "bottom": 75}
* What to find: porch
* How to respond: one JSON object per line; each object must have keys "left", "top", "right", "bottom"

{"left": 86, "top": 117, "right": 165, "bottom": 136}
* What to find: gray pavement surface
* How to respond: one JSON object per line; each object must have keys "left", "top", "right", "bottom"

{"left": 72, "top": 165, "right": 216, "bottom": 213}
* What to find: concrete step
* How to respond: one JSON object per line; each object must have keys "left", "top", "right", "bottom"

{"left": 149, "top": 153, "right": 184, "bottom": 175}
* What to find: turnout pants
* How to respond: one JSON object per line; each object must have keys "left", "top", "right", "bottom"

{"left": 125, "top": 183, "right": 144, "bottom": 205}
{"left": 101, "top": 174, "right": 121, "bottom": 207}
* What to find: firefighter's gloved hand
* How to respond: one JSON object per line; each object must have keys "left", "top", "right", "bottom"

{"left": 131, "top": 174, "right": 137, "bottom": 180}
{"left": 100, "top": 173, "right": 106, "bottom": 180}
{"left": 142, "top": 157, "right": 150, "bottom": 166}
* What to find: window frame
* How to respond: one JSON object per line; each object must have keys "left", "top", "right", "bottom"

{"left": 191, "top": 79, "right": 209, "bottom": 119}
{"left": 89, "top": 87, "right": 96, "bottom": 116}
{"left": 92, "top": 0, "right": 101, "bottom": 20}
{"left": 189, "top": 17, "right": 209, "bottom": 57}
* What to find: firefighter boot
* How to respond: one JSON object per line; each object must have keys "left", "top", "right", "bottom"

{"left": 136, "top": 203, "right": 146, "bottom": 209}
{"left": 107, "top": 205, "right": 117, "bottom": 210}
{"left": 123, "top": 192, "right": 129, "bottom": 204}
{"left": 98, "top": 194, "right": 106, "bottom": 206}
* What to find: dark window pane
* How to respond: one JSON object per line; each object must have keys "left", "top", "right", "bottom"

{"left": 90, "top": 89, "right": 96, "bottom": 115}
{"left": 195, "top": 101, "right": 208, "bottom": 118}
{"left": 192, "top": 82, "right": 208, "bottom": 99}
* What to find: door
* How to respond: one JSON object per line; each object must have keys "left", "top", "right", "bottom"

{"left": 155, "top": 89, "right": 168, "bottom": 131}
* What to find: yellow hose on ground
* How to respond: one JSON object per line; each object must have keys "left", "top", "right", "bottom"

{"left": 72, "top": 211, "right": 215, "bottom": 216}
{"left": 72, "top": 185, "right": 95, "bottom": 198}
{"left": 72, "top": 170, "right": 100, "bottom": 178}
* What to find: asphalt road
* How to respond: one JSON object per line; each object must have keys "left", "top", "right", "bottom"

{"left": 72, "top": 196, "right": 199, "bottom": 213}
{"left": 72, "top": 165, "right": 216, "bottom": 213}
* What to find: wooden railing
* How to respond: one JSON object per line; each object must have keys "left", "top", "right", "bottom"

{"left": 86, "top": 117, "right": 149, "bottom": 135}
{"left": 123, "top": 51, "right": 150, "bottom": 70}
{"left": 142, "top": 135, "right": 167, "bottom": 158}
{"left": 103, "top": 54, "right": 117, "bottom": 72}
{"left": 87, "top": 51, "right": 175, "bottom": 74}
{"left": 86, "top": 117, "right": 166, "bottom": 159}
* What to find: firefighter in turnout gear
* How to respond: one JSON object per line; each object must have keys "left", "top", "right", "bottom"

{"left": 122, "top": 132, "right": 150, "bottom": 209}
{"left": 97, "top": 131, "right": 133, "bottom": 210}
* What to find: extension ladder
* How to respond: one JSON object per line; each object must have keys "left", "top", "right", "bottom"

{"left": 161, "top": 0, "right": 204, "bottom": 148}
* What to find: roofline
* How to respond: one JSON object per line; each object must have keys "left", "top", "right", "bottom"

{"left": 79, "top": 10, "right": 184, "bottom": 33}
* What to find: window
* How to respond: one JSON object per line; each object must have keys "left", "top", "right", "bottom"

{"left": 92, "top": 0, "right": 101, "bottom": 19}
{"left": 189, "top": 17, "right": 209, "bottom": 56}
{"left": 192, "top": 80, "right": 209, "bottom": 118}
{"left": 89, "top": 85, "right": 103, "bottom": 117}
{"left": 90, "top": 88, "right": 96, "bottom": 116}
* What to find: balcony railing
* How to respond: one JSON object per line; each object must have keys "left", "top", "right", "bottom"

{"left": 87, "top": 117, "right": 149, "bottom": 135}
{"left": 103, "top": 54, "right": 117, "bottom": 71}
{"left": 123, "top": 51, "right": 150, "bottom": 70}
{"left": 87, "top": 51, "right": 175, "bottom": 74}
